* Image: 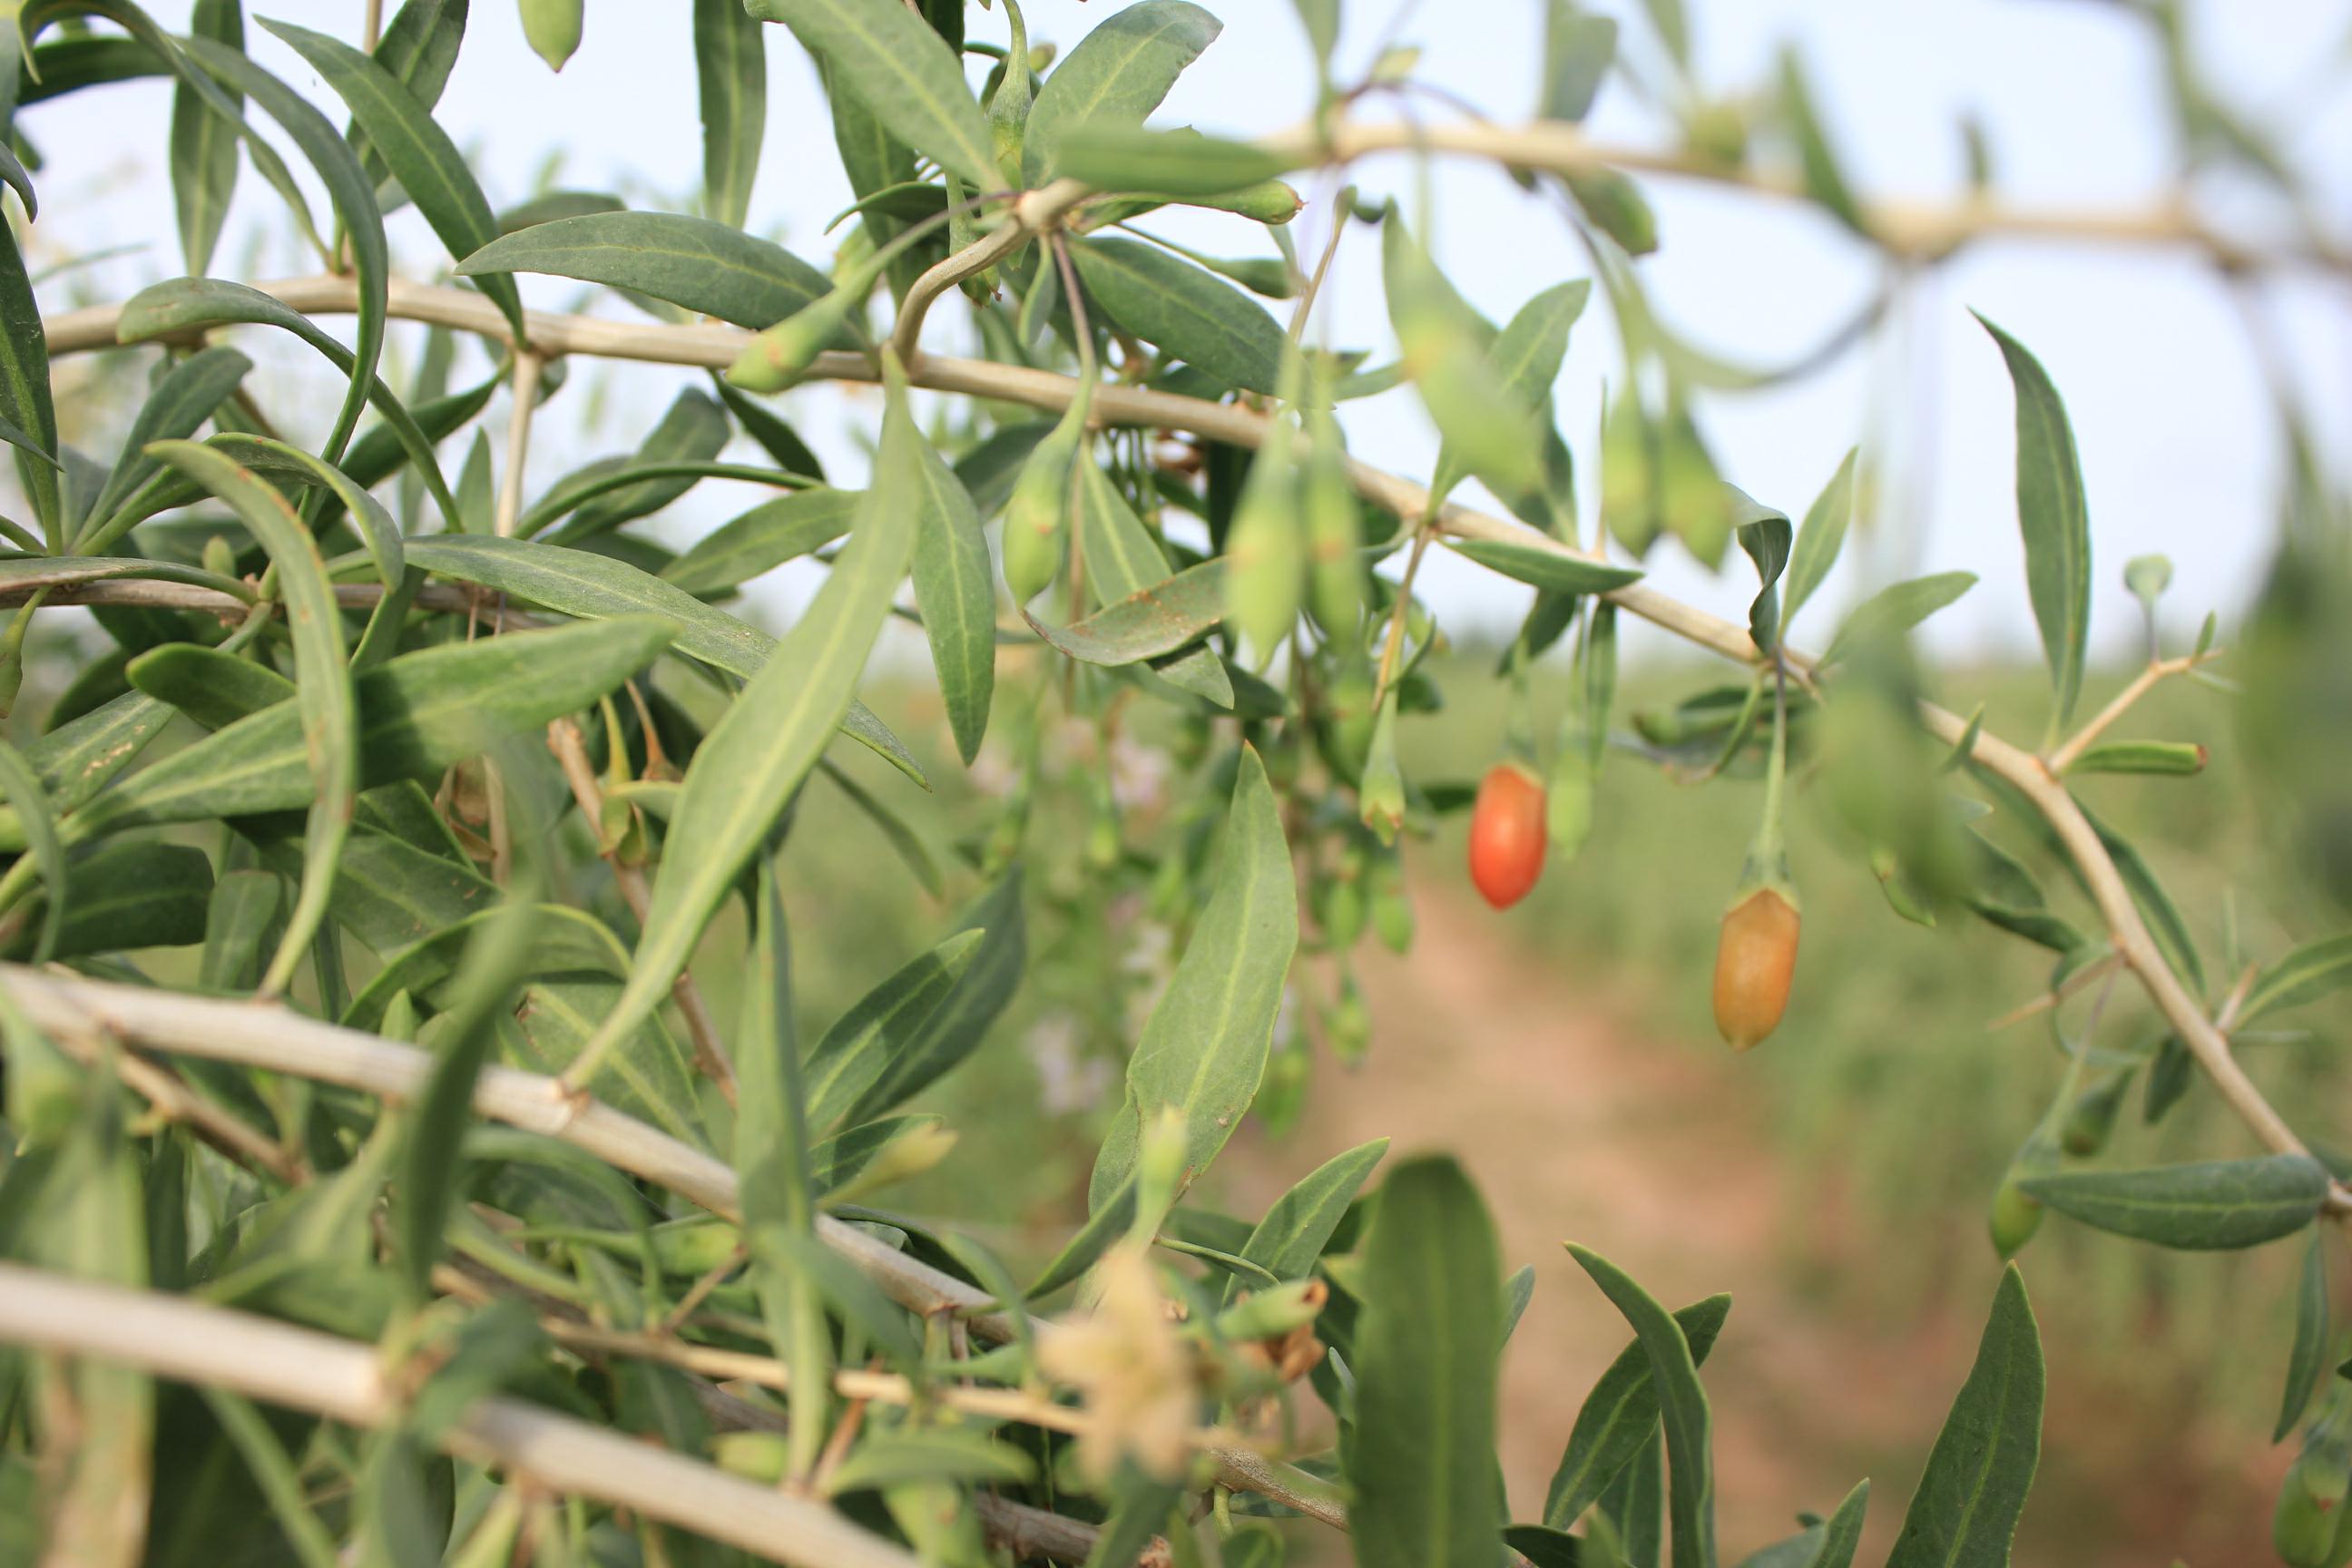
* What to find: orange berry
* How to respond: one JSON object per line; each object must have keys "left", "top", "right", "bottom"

{"left": 1712, "top": 887, "right": 1799, "bottom": 1050}
{"left": 1467, "top": 762, "right": 1547, "bottom": 909}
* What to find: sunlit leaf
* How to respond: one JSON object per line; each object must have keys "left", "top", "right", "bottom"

{"left": 1885, "top": 1265, "right": 2042, "bottom": 1568}
{"left": 750, "top": 0, "right": 999, "bottom": 192}
{"left": 1022, "top": 1, "right": 1221, "bottom": 186}
{"left": 457, "top": 211, "right": 834, "bottom": 330}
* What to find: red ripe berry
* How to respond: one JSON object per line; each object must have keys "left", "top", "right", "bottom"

{"left": 1467, "top": 762, "right": 1547, "bottom": 909}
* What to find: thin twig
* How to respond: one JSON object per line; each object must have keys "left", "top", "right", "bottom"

{"left": 0, "top": 1262, "right": 926, "bottom": 1568}
{"left": 889, "top": 219, "right": 1028, "bottom": 368}
{"left": 495, "top": 349, "right": 546, "bottom": 538}
{"left": 546, "top": 718, "right": 738, "bottom": 1102}
{"left": 2045, "top": 653, "right": 2202, "bottom": 774}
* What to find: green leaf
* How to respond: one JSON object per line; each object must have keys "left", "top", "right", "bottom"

{"left": 1022, "top": 1, "right": 1222, "bottom": 186}
{"left": 803, "top": 930, "right": 984, "bottom": 1133}
{"left": 68, "top": 617, "right": 675, "bottom": 839}
{"left": 168, "top": 0, "right": 241, "bottom": 275}
{"left": 1565, "top": 1245, "right": 1716, "bottom": 1568}
{"left": 906, "top": 429, "right": 995, "bottom": 764}
{"left": 180, "top": 32, "right": 387, "bottom": 473}
{"left": 1777, "top": 48, "right": 1864, "bottom": 234}
{"left": 397, "top": 534, "right": 923, "bottom": 785}
{"left": 1384, "top": 217, "right": 1540, "bottom": 498}
{"left": 0, "top": 192, "right": 58, "bottom": 539}
{"left": 1821, "top": 571, "right": 1975, "bottom": 665}
{"left": 148, "top": 441, "right": 357, "bottom": 996}
{"left": 1227, "top": 1137, "right": 1387, "bottom": 1302}
{"left": 519, "top": 0, "right": 583, "bottom": 72}
{"left": 2078, "top": 799, "right": 2206, "bottom": 996}
{"left": 0, "top": 740, "right": 64, "bottom": 965}
{"left": 659, "top": 489, "right": 859, "bottom": 596}
{"left": 1086, "top": 746, "right": 1297, "bottom": 1207}
{"left": 547, "top": 388, "right": 735, "bottom": 542}
{"left": 126, "top": 641, "right": 294, "bottom": 731}
{"left": 1025, "top": 1177, "right": 1136, "bottom": 1299}
{"left": 1050, "top": 126, "right": 1293, "bottom": 198}
{"left": 824, "top": 1432, "right": 1035, "bottom": 1494}
{"left": 582, "top": 361, "right": 924, "bottom": 1078}
{"left": 15, "top": 690, "right": 172, "bottom": 822}
{"left": 710, "top": 372, "right": 825, "bottom": 481}
{"left": 1032, "top": 556, "right": 1225, "bottom": 666}
{"left": 1886, "top": 1265, "right": 2043, "bottom": 1568}
{"left": 1975, "top": 314, "right": 2091, "bottom": 727}
{"left": 263, "top": 18, "right": 525, "bottom": 341}
{"left": 456, "top": 211, "right": 834, "bottom": 330}
{"left": 841, "top": 870, "right": 1025, "bottom": 1123}
{"left": 496, "top": 977, "right": 705, "bottom": 1148}
{"left": 2276, "top": 1225, "right": 2330, "bottom": 1442}
{"left": 82, "top": 346, "right": 252, "bottom": 544}
{"left": 1073, "top": 459, "right": 1230, "bottom": 703}
{"left": 1566, "top": 168, "right": 1657, "bottom": 256}
{"left": 1807, "top": 1479, "right": 1871, "bottom": 1568}
{"left": 1779, "top": 447, "right": 1855, "bottom": 632}
{"left": 206, "top": 436, "right": 406, "bottom": 597}
{"left": 2065, "top": 740, "right": 2206, "bottom": 777}
{"left": 1070, "top": 237, "right": 1286, "bottom": 396}
{"left": 750, "top": 0, "right": 999, "bottom": 192}
{"left": 2021, "top": 1154, "right": 2330, "bottom": 1250}
{"left": 109, "top": 278, "right": 458, "bottom": 536}
{"left": 1542, "top": 2, "right": 1617, "bottom": 122}
{"left": 1445, "top": 538, "right": 1642, "bottom": 595}
{"left": 1731, "top": 485, "right": 1793, "bottom": 654}
{"left": 496, "top": 188, "right": 622, "bottom": 232}
{"left": 342, "top": 901, "right": 627, "bottom": 1030}
{"left": 2239, "top": 933, "right": 2352, "bottom": 1027}
{"left": 13, "top": 839, "right": 213, "bottom": 959}
{"left": 1544, "top": 1294, "right": 1732, "bottom": 1529}
{"left": 198, "top": 869, "right": 281, "bottom": 992}
{"left": 394, "top": 897, "right": 539, "bottom": 1306}
{"left": 1491, "top": 279, "right": 1590, "bottom": 417}
{"left": 1349, "top": 1156, "right": 1504, "bottom": 1568}
{"left": 694, "top": 0, "right": 766, "bottom": 230}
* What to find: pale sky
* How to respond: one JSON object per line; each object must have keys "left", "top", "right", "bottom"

{"left": 24, "top": 1, "right": 2352, "bottom": 670}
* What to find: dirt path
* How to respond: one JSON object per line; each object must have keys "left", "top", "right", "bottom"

{"left": 1217, "top": 887, "right": 2273, "bottom": 1564}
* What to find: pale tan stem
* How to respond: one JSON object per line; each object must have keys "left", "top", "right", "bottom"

{"left": 361, "top": 0, "right": 383, "bottom": 51}
{"left": 0, "top": 965, "right": 1353, "bottom": 1524}
{"left": 0, "top": 1263, "right": 924, "bottom": 1568}
{"left": 889, "top": 220, "right": 1028, "bottom": 368}
{"left": 35, "top": 277, "right": 2337, "bottom": 1216}
{"left": 2045, "top": 655, "right": 2196, "bottom": 774}
{"left": 545, "top": 719, "right": 738, "bottom": 1102}
{"left": 494, "top": 349, "right": 546, "bottom": 538}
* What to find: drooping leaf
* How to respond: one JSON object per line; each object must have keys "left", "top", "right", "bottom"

{"left": 0, "top": 740, "right": 64, "bottom": 965}
{"left": 1733, "top": 486, "right": 1794, "bottom": 654}
{"left": 1975, "top": 314, "right": 2091, "bottom": 726}
{"left": 0, "top": 188, "right": 58, "bottom": 538}
{"left": 1779, "top": 447, "right": 1857, "bottom": 632}
{"left": 148, "top": 441, "right": 357, "bottom": 996}
{"left": 841, "top": 870, "right": 1026, "bottom": 1124}
{"left": 1544, "top": 1294, "right": 1732, "bottom": 1529}
{"left": 1022, "top": 2, "right": 1222, "bottom": 186}
{"left": 168, "top": 0, "right": 242, "bottom": 275}
{"left": 1777, "top": 48, "right": 1864, "bottom": 234}
{"left": 1542, "top": 2, "right": 1617, "bottom": 122}
{"left": 582, "top": 361, "right": 924, "bottom": 1074}
{"left": 2021, "top": 1154, "right": 2330, "bottom": 1250}
{"left": 1087, "top": 746, "right": 1296, "bottom": 1207}
{"left": 749, "top": 0, "right": 999, "bottom": 192}
{"left": 1565, "top": 1245, "right": 1717, "bottom": 1568}
{"left": 264, "top": 19, "right": 525, "bottom": 340}
{"left": 1445, "top": 537, "right": 1642, "bottom": 595}
{"left": 2276, "top": 1224, "right": 2331, "bottom": 1442}
{"left": 2239, "top": 933, "right": 2352, "bottom": 1027}
{"left": 1349, "top": 1157, "right": 1504, "bottom": 1568}
{"left": 1031, "top": 557, "right": 1226, "bottom": 666}
{"left": 1885, "top": 1265, "right": 2043, "bottom": 1568}
{"left": 1821, "top": 571, "right": 1976, "bottom": 666}
{"left": 82, "top": 346, "right": 253, "bottom": 544}
{"left": 906, "top": 429, "right": 995, "bottom": 764}
{"left": 2079, "top": 799, "right": 2206, "bottom": 997}
{"left": 694, "top": 0, "right": 766, "bottom": 230}
{"left": 1070, "top": 237, "right": 1286, "bottom": 396}
{"left": 802, "top": 931, "right": 982, "bottom": 1134}
{"left": 1072, "top": 459, "right": 1231, "bottom": 704}
{"left": 456, "top": 211, "right": 834, "bottom": 330}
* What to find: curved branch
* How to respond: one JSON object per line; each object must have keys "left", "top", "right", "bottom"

{"left": 0, "top": 1261, "right": 923, "bottom": 1568}
{"left": 36, "top": 277, "right": 2344, "bottom": 1217}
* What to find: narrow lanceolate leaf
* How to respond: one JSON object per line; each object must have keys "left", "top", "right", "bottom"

{"left": 1821, "top": 571, "right": 1975, "bottom": 665}
{"left": 0, "top": 196, "right": 59, "bottom": 539}
{"left": 399, "top": 534, "right": 924, "bottom": 786}
{"left": 1490, "top": 279, "right": 1590, "bottom": 416}
{"left": 748, "top": 0, "right": 998, "bottom": 192}
{"left": 1566, "top": 1246, "right": 1717, "bottom": 1568}
{"left": 842, "top": 871, "right": 1024, "bottom": 1123}
{"left": 1777, "top": 48, "right": 1864, "bottom": 235}
{"left": 2276, "top": 1225, "right": 2331, "bottom": 1442}
{"left": 695, "top": 0, "right": 766, "bottom": 230}
{"left": 1542, "top": 1, "right": 1617, "bottom": 122}
{"left": 583, "top": 361, "right": 924, "bottom": 1074}
{"left": 208, "top": 436, "right": 406, "bottom": 593}
{"left": 1225, "top": 1137, "right": 1387, "bottom": 1303}
{"left": 169, "top": 0, "right": 242, "bottom": 275}
{"left": 1086, "top": 746, "right": 1296, "bottom": 1208}
{"left": 1070, "top": 238, "right": 1285, "bottom": 396}
{"left": 2021, "top": 1154, "right": 2330, "bottom": 1250}
{"left": 0, "top": 740, "right": 64, "bottom": 965}
{"left": 68, "top": 618, "right": 676, "bottom": 839}
{"left": 906, "top": 433, "right": 994, "bottom": 765}
{"left": 83, "top": 346, "right": 252, "bottom": 541}
{"left": 264, "top": 19, "right": 525, "bottom": 341}
{"left": 1021, "top": 1, "right": 1222, "bottom": 186}
{"left": 1349, "top": 1157, "right": 1504, "bottom": 1568}
{"left": 2079, "top": 800, "right": 2206, "bottom": 997}
{"left": 1050, "top": 126, "right": 1293, "bottom": 197}
{"left": 1733, "top": 487, "right": 1794, "bottom": 654}
{"left": 660, "top": 489, "right": 860, "bottom": 596}
{"left": 1886, "top": 1265, "right": 2043, "bottom": 1568}
{"left": 1445, "top": 538, "right": 1643, "bottom": 594}
{"left": 1808, "top": 1479, "right": 1871, "bottom": 1568}
{"left": 456, "top": 211, "right": 834, "bottom": 330}
{"left": 180, "top": 34, "right": 387, "bottom": 470}
{"left": 802, "top": 930, "right": 983, "bottom": 1132}
{"left": 2239, "top": 933, "right": 2352, "bottom": 1027}
{"left": 1544, "top": 1294, "right": 1732, "bottom": 1529}
{"left": 1975, "top": 315, "right": 2091, "bottom": 726}
{"left": 148, "top": 442, "right": 355, "bottom": 998}
{"left": 1073, "top": 460, "right": 1230, "bottom": 704}
{"left": 1779, "top": 447, "right": 1857, "bottom": 632}
{"left": 1031, "top": 557, "right": 1225, "bottom": 666}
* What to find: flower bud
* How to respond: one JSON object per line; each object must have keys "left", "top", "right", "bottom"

{"left": 726, "top": 287, "right": 860, "bottom": 393}
{"left": 1711, "top": 887, "right": 1799, "bottom": 1049}
{"left": 1467, "top": 761, "right": 1547, "bottom": 910}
